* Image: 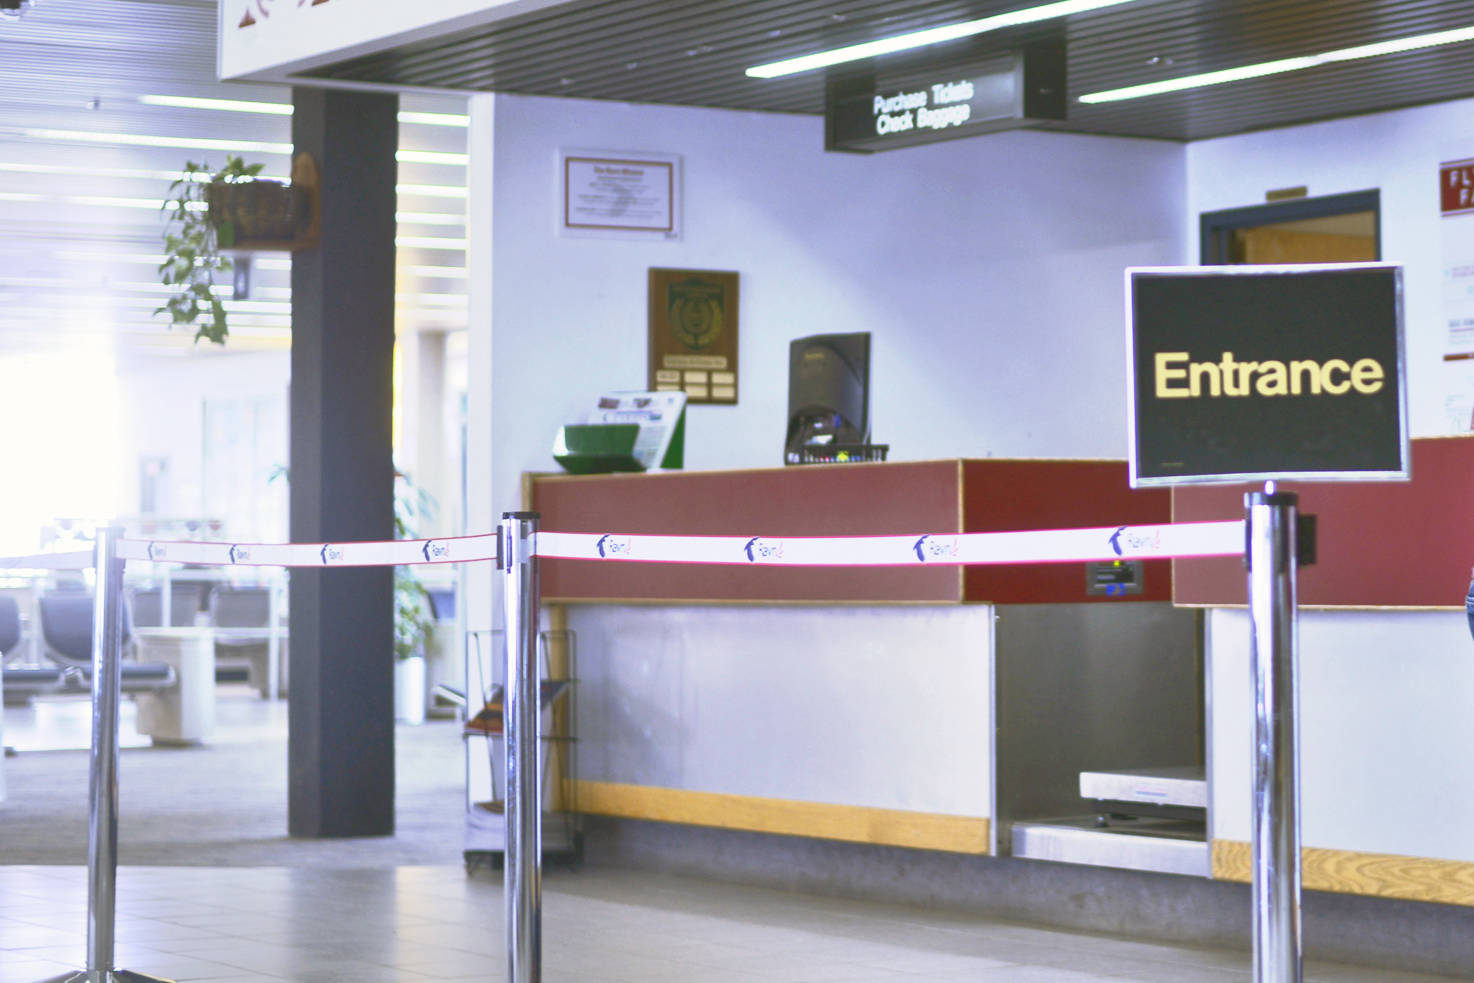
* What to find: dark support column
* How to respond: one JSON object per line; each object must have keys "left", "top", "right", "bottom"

{"left": 288, "top": 87, "right": 399, "bottom": 838}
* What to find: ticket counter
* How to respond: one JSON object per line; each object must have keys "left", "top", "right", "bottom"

{"left": 528, "top": 459, "right": 1195, "bottom": 858}
{"left": 528, "top": 444, "right": 1474, "bottom": 909}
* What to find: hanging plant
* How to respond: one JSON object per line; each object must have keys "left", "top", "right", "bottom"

{"left": 156, "top": 156, "right": 263, "bottom": 345}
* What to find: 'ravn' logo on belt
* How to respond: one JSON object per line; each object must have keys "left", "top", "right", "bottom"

{"left": 912, "top": 535, "right": 959, "bottom": 562}
{"left": 595, "top": 535, "right": 632, "bottom": 559}
{"left": 228, "top": 544, "right": 250, "bottom": 564}
{"left": 743, "top": 537, "right": 784, "bottom": 562}
{"left": 320, "top": 544, "right": 344, "bottom": 564}
{"left": 1108, "top": 526, "right": 1162, "bottom": 556}
{"left": 422, "top": 540, "right": 449, "bottom": 562}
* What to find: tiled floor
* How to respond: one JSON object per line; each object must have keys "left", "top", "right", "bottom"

{"left": 3, "top": 697, "right": 1467, "bottom": 983}
{"left": 0, "top": 864, "right": 1466, "bottom": 983}
{"left": 2, "top": 683, "right": 283, "bottom": 753}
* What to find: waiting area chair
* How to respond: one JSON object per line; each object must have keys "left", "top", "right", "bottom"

{"left": 36, "top": 591, "right": 175, "bottom": 693}
{"left": 209, "top": 585, "right": 282, "bottom": 698}
{"left": 129, "top": 583, "right": 205, "bottom": 628}
{"left": 0, "top": 595, "right": 66, "bottom": 701}
{"left": 0, "top": 595, "right": 18, "bottom": 657}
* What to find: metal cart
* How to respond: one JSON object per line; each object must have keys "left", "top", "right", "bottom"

{"left": 462, "top": 627, "right": 580, "bottom": 872}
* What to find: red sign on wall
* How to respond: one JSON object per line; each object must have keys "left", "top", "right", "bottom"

{"left": 1441, "top": 158, "right": 1474, "bottom": 215}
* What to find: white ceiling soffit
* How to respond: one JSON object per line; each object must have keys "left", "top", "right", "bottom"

{"left": 0, "top": 0, "right": 468, "bottom": 360}
{"left": 219, "top": 0, "right": 581, "bottom": 84}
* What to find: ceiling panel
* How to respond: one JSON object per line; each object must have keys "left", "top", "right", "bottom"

{"left": 303, "top": 0, "right": 1474, "bottom": 142}
{"left": 0, "top": 0, "right": 467, "bottom": 360}
{"left": 7, "top": 0, "right": 1474, "bottom": 357}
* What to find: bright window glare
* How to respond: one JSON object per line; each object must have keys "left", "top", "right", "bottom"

{"left": 0, "top": 353, "right": 122, "bottom": 555}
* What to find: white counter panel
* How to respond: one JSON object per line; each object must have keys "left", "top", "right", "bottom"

{"left": 1209, "top": 607, "right": 1474, "bottom": 861}
{"left": 566, "top": 604, "right": 994, "bottom": 818}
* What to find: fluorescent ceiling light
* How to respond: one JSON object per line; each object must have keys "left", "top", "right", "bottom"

{"left": 746, "top": 0, "right": 1139, "bottom": 78}
{"left": 396, "top": 211, "right": 466, "bottom": 226}
{"left": 0, "top": 161, "right": 188, "bottom": 182}
{"left": 140, "top": 95, "right": 469, "bottom": 128}
{"left": 398, "top": 183, "right": 469, "bottom": 199}
{"left": 396, "top": 236, "right": 469, "bottom": 251}
{"left": 22, "top": 128, "right": 292, "bottom": 155}
{"left": 397, "top": 150, "right": 469, "bottom": 166}
{"left": 1080, "top": 23, "right": 1474, "bottom": 103}
{"left": 139, "top": 94, "right": 292, "bottom": 115}
{"left": 399, "top": 111, "right": 470, "bottom": 127}
{"left": 54, "top": 251, "right": 168, "bottom": 266}
{"left": 0, "top": 189, "right": 206, "bottom": 210}
{"left": 405, "top": 265, "right": 468, "bottom": 279}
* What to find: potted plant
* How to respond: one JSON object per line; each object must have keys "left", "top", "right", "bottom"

{"left": 268, "top": 465, "right": 440, "bottom": 723}
{"left": 157, "top": 154, "right": 316, "bottom": 345}
{"left": 393, "top": 473, "right": 438, "bottom": 724}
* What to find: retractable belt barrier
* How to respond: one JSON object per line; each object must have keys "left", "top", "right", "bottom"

{"left": 0, "top": 516, "right": 1249, "bottom": 983}
{"left": 86, "top": 519, "right": 1244, "bottom": 569}
{"left": 0, "top": 549, "right": 93, "bottom": 571}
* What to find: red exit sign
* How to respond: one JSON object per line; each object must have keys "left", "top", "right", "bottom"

{"left": 1442, "top": 159, "right": 1474, "bottom": 215}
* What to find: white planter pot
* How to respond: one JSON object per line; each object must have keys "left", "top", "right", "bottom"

{"left": 394, "top": 654, "right": 426, "bottom": 725}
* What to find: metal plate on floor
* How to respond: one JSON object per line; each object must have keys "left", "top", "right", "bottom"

{"left": 1011, "top": 817, "right": 1210, "bottom": 877}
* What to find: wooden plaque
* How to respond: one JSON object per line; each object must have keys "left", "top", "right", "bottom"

{"left": 648, "top": 268, "right": 738, "bottom": 405}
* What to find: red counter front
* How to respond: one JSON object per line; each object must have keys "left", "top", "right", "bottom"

{"left": 528, "top": 458, "right": 1172, "bottom": 605}
{"left": 1172, "top": 435, "right": 1474, "bottom": 608}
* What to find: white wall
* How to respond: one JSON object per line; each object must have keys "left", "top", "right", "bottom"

{"left": 1209, "top": 608, "right": 1474, "bottom": 863}
{"left": 567, "top": 605, "right": 995, "bottom": 815}
{"left": 473, "top": 94, "right": 1187, "bottom": 524}
{"left": 1187, "top": 95, "right": 1474, "bottom": 438}
{"left": 115, "top": 350, "right": 290, "bottom": 538}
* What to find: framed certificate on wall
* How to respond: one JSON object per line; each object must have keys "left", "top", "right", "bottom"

{"left": 560, "top": 150, "right": 681, "bottom": 240}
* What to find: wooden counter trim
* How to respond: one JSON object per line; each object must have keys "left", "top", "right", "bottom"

{"left": 1176, "top": 603, "right": 1462, "bottom": 612}
{"left": 574, "top": 780, "right": 991, "bottom": 855}
{"left": 531, "top": 456, "right": 1136, "bottom": 487}
{"left": 543, "top": 596, "right": 979, "bottom": 607}
{"left": 1212, "top": 839, "right": 1474, "bottom": 907}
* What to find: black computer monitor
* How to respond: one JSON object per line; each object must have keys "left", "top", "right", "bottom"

{"left": 785, "top": 332, "right": 871, "bottom": 464}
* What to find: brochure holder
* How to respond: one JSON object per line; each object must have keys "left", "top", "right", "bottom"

{"left": 553, "top": 391, "right": 686, "bottom": 474}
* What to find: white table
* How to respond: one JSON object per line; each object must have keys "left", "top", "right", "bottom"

{"left": 133, "top": 628, "right": 216, "bottom": 745}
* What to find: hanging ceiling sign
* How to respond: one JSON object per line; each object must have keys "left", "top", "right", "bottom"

{"left": 1126, "top": 263, "right": 1408, "bottom": 487}
{"left": 825, "top": 44, "right": 1065, "bottom": 153}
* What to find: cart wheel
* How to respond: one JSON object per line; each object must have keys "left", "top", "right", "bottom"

{"left": 464, "top": 850, "right": 500, "bottom": 875}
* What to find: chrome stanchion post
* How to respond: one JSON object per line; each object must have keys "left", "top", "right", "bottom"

{"left": 88, "top": 525, "right": 125, "bottom": 980}
{"left": 37, "top": 526, "right": 173, "bottom": 983}
{"left": 1245, "top": 487, "right": 1302, "bottom": 983}
{"left": 501, "top": 512, "right": 542, "bottom": 983}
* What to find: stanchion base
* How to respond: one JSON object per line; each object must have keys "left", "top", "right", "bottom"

{"left": 34, "top": 969, "right": 176, "bottom": 982}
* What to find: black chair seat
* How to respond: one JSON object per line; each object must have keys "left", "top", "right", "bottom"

{"left": 2, "top": 666, "right": 65, "bottom": 695}
{"left": 60, "top": 664, "right": 178, "bottom": 691}
{"left": 0, "top": 595, "right": 20, "bottom": 655}
{"left": 122, "top": 664, "right": 177, "bottom": 687}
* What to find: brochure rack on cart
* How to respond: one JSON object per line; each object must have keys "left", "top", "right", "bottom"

{"left": 463, "top": 627, "right": 580, "bottom": 872}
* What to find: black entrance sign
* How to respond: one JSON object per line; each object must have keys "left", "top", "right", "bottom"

{"left": 1127, "top": 265, "right": 1407, "bottom": 487}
